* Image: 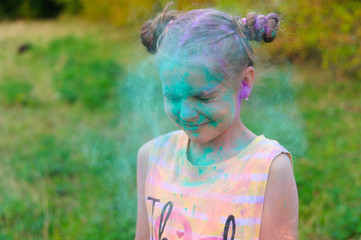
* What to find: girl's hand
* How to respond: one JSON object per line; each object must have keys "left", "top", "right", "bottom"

{"left": 259, "top": 153, "right": 299, "bottom": 240}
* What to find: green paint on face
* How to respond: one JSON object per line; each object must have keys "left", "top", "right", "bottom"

{"left": 160, "top": 63, "right": 240, "bottom": 145}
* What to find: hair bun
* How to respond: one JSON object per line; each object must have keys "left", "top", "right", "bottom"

{"left": 245, "top": 12, "right": 279, "bottom": 43}
{"left": 141, "top": 20, "right": 157, "bottom": 54}
{"left": 140, "top": 2, "right": 180, "bottom": 54}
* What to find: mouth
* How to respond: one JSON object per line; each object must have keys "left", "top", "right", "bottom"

{"left": 183, "top": 122, "right": 210, "bottom": 128}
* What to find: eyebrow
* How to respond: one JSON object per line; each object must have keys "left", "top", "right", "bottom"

{"left": 197, "top": 82, "right": 222, "bottom": 95}
{"left": 163, "top": 82, "right": 222, "bottom": 97}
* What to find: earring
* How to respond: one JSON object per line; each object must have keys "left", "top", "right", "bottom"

{"left": 245, "top": 97, "right": 249, "bottom": 101}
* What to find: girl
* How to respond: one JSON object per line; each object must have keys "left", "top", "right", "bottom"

{"left": 136, "top": 2, "right": 298, "bottom": 240}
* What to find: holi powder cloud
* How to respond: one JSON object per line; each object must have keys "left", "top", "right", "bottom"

{"left": 121, "top": 55, "right": 306, "bottom": 159}
{"left": 241, "top": 60, "right": 307, "bottom": 159}
{"left": 116, "top": 56, "right": 176, "bottom": 221}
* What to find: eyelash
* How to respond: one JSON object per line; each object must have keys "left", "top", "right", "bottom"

{"left": 197, "top": 96, "right": 214, "bottom": 102}
{"left": 164, "top": 95, "right": 214, "bottom": 102}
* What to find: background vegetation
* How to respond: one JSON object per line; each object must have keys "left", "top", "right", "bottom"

{"left": 1, "top": 0, "right": 360, "bottom": 80}
{"left": 0, "top": 0, "right": 360, "bottom": 239}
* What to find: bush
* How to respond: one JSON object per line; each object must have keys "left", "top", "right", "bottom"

{"left": 46, "top": 36, "right": 123, "bottom": 109}
{"left": 263, "top": 0, "right": 361, "bottom": 80}
{"left": 56, "top": 0, "right": 82, "bottom": 15}
{"left": 0, "top": 78, "right": 37, "bottom": 106}
{"left": 0, "top": 0, "right": 64, "bottom": 19}
{"left": 54, "top": 57, "right": 121, "bottom": 109}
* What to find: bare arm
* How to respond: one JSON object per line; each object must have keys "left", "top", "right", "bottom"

{"left": 259, "top": 153, "right": 299, "bottom": 240}
{"left": 135, "top": 139, "right": 154, "bottom": 240}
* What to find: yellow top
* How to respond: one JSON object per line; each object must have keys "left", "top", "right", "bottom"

{"left": 145, "top": 130, "right": 292, "bottom": 240}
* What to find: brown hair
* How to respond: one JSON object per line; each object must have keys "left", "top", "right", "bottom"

{"left": 141, "top": 2, "right": 280, "bottom": 85}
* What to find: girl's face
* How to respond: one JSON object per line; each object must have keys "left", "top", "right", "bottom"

{"left": 161, "top": 66, "right": 241, "bottom": 144}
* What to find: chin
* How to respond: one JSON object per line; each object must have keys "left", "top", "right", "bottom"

{"left": 182, "top": 127, "right": 218, "bottom": 144}
{"left": 185, "top": 131, "right": 205, "bottom": 143}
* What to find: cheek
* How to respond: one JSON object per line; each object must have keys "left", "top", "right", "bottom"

{"left": 202, "top": 99, "right": 235, "bottom": 120}
{"left": 164, "top": 100, "right": 179, "bottom": 118}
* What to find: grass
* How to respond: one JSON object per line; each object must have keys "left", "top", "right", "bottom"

{"left": 0, "top": 18, "right": 139, "bottom": 239}
{"left": 0, "top": 18, "right": 360, "bottom": 239}
{"left": 292, "top": 64, "right": 361, "bottom": 239}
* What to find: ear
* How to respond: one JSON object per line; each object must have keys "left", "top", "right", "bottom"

{"left": 238, "top": 66, "right": 255, "bottom": 99}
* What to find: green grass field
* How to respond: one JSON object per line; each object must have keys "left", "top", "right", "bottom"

{"left": 0, "top": 19, "right": 360, "bottom": 239}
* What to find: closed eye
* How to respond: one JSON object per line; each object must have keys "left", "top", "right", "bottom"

{"left": 164, "top": 95, "right": 181, "bottom": 102}
{"left": 197, "top": 95, "right": 214, "bottom": 102}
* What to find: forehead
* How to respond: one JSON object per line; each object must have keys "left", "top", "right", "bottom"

{"left": 160, "top": 66, "right": 221, "bottom": 95}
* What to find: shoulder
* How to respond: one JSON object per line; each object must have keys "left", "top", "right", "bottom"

{"left": 137, "top": 138, "right": 155, "bottom": 163}
{"left": 137, "top": 138, "right": 156, "bottom": 178}
{"left": 259, "top": 153, "right": 298, "bottom": 239}
{"left": 137, "top": 130, "right": 184, "bottom": 173}
{"left": 258, "top": 136, "right": 293, "bottom": 167}
{"left": 269, "top": 153, "right": 293, "bottom": 177}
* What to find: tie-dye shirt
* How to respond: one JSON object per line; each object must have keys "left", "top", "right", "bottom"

{"left": 145, "top": 130, "right": 292, "bottom": 240}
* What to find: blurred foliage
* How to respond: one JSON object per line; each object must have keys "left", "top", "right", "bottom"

{"left": 78, "top": 0, "right": 153, "bottom": 27}
{"left": 0, "top": 21, "right": 135, "bottom": 238}
{"left": 271, "top": 0, "right": 361, "bottom": 80}
{"left": 0, "top": 0, "right": 63, "bottom": 19}
{"left": 293, "top": 68, "right": 361, "bottom": 239}
{"left": 0, "top": 78, "right": 38, "bottom": 106}
{"left": 55, "top": 0, "right": 82, "bottom": 15}
{"left": 76, "top": 0, "right": 214, "bottom": 26}
{"left": 62, "top": 0, "right": 361, "bottom": 81}
{"left": 46, "top": 36, "right": 123, "bottom": 109}
{"left": 0, "top": 0, "right": 359, "bottom": 80}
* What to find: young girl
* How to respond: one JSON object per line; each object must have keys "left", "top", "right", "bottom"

{"left": 136, "top": 2, "right": 298, "bottom": 240}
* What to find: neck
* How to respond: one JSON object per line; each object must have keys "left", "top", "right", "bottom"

{"left": 187, "top": 118, "right": 257, "bottom": 166}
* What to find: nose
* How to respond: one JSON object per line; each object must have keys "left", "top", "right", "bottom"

{"left": 179, "top": 99, "right": 197, "bottom": 122}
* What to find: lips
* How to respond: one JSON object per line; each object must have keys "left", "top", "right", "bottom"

{"left": 185, "top": 123, "right": 206, "bottom": 127}
{"left": 183, "top": 122, "right": 209, "bottom": 127}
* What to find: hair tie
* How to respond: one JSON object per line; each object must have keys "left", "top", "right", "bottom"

{"left": 164, "top": 20, "right": 175, "bottom": 34}
{"left": 234, "top": 16, "right": 246, "bottom": 25}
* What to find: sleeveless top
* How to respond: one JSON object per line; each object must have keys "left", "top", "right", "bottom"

{"left": 144, "top": 130, "right": 292, "bottom": 240}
